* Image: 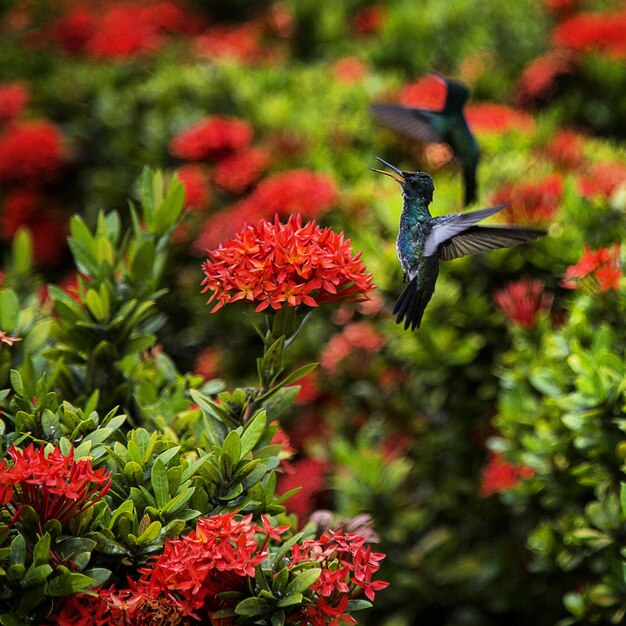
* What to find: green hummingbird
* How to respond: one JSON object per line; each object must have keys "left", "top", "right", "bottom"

{"left": 370, "top": 74, "right": 480, "bottom": 206}
{"left": 371, "top": 158, "right": 546, "bottom": 330}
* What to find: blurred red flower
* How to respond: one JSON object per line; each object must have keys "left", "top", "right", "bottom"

{"left": 494, "top": 278, "right": 553, "bottom": 327}
{"left": 576, "top": 161, "right": 626, "bottom": 200}
{"left": 479, "top": 453, "right": 534, "bottom": 497}
{"left": 177, "top": 164, "right": 212, "bottom": 210}
{"left": 332, "top": 56, "right": 369, "bottom": 84}
{"left": 321, "top": 322, "right": 386, "bottom": 374}
{"left": 170, "top": 116, "right": 253, "bottom": 161}
{"left": 194, "top": 346, "right": 221, "bottom": 379}
{"left": 543, "top": 0, "right": 578, "bottom": 16}
{"left": 196, "top": 169, "right": 337, "bottom": 248}
{"left": 0, "top": 81, "right": 29, "bottom": 124}
{"left": 0, "top": 444, "right": 111, "bottom": 525}
{"left": 398, "top": 74, "right": 447, "bottom": 109}
{"left": 214, "top": 147, "right": 269, "bottom": 195}
{"left": 295, "top": 370, "right": 322, "bottom": 405}
{"left": 466, "top": 103, "right": 535, "bottom": 134}
{"left": 51, "top": 7, "right": 97, "bottom": 54}
{"left": 541, "top": 129, "right": 585, "bottom": 170}
{"left": 352, "top": 5, "right": 387, "bottom": 36}
{"left": 490, "top": 174, "right": 563, "bottom": 225}
{"left": 552, "top": 10, "right": 626, "bottom": 59}
{"left": 201, "top": 214, "right": 374, "bottom": 313}
{"left": 562, "top": 244, "right": 621, "bottom": 292}
{"left": 278, "top": 457, "right": 327, "bottom": 522}
{"left": 0, "top": 120, "right": 66, "bottom": 183}
{"left": 1, "top": 188, "right": 68, "bottom": 265}
{"left": 516, "top": 50, "right": 575, "bottom": 105}
{"left": 196, "top": 22, "right": 261, "bottom": 62}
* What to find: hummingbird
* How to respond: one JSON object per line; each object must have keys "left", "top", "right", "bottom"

{"left": 370, "top": 74, "right": 480, "bottom": 206}
{"left": 371, "top": 158, "right": 546, "bottom": 331}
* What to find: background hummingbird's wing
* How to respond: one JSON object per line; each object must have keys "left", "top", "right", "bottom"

{"left": 369, "top": 104, "right": 445, "bottom": 143}
{"left": 423, "top": 205, "right": 506, "bottom": 256}
{"left": 392, "top": 275, "right": 431, "bottom": 331}
{"left": 438, "top": 226, "right": 547, "bottom": 261}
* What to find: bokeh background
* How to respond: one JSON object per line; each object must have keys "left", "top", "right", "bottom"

{"left": 1, "top": 0, "right": 625, "bottom": 624}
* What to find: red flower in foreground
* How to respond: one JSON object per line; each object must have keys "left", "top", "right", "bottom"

{"left": 196, "top": 169, "right": 337, "bottom": 248}
{"left": 494, "top": 278, "right": 553, "bottom": 327}
{"left": 170, "top": 116, "right": 253, "bottom": 161}
{"left": 0, "top": 81, "right": 29, "bottom": 124}
{"left": 479, "top": 453, "right": 535, "bottom": 497}
{"left": 552, "top": 10, "right": 626, "bottom": 59}
{"left": 398, "top": 74, "right": 447, "bottom": 109}
{"left": 0, "top": 444, "right": 111, "bottom": 526}
{"left": 562, "top": 244, "right": 622, "bottom": 292}
{"left": 214, "top": 147, "right": 269, "bottom": 195}
{"left": 466, "top": 103, "right": 535, "bottom": 134}
{"left": 490, "top": 174, "right": 563, "bottom": 225}
{"left": 0, "top": 120, "right": 66, "bottom": 183}
{"left": 201, "top": 215, "right": 374, "bottom": 313}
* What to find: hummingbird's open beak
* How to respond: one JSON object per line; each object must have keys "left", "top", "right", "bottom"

{"left": 370, "top": 157, "right": 405, "bottom": 184}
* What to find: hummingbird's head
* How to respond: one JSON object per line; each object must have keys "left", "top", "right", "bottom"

{"left": 445, "top": 79, "right": 469, "bottom": 108}
{"left": 371, "top": 158, "right": 435, "bottom": 203}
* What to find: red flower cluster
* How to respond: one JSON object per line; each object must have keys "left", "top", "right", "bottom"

{"left": 177, "top": 164, "right": 212, "bottom": 210}
{"left": 291, "top": 530, "right": 388, "bottom": 624}
{"left": 516, "top": 50, "right": 575, "bottom": 105}
{"left": 170, "top": 116, "right": 253, "bottom": 161}
{"left": 479, "top": 453, "right": 535, "bottom": 497}
{"left": 321, "top": 322, "right": 386, "bottom": 374}
{"left": 201, "top": 214, "right": 374, "bottom": 313}
{"left": 1, "top": 189, "right": 68, "bottom": 265}
{"left": 552, "top": 10, "right": 626, "bottom": 59}
{"left": 490, "top": 174, "right": 563, "bottom": 225}
{"left": 0, "top": 120, "right": 66, "bottom": 184}
{"left": 196, "top": 22, "right": 262, "bottom": 63}
{"left": 196, "top": 169, "right": 337, "bottom": 248}
{"left": 352, "top": 5, "right": 387, "bottom": 36}
{"left": 332, "top": 57, "right": 368, "bottom": 84}
{"left": 0, "top": 81, "right": 29, "bottom": 124}
{"left": 278, "top": 457, "right": 327, "bottom": 522}
{"left": 466, "top": 103, "right": 535, "bottom": 134}
{"left": 50, "top": 2, "right": 199, "bottom": 59}
{"left": 214, "top": 147, "right": 269, "bottom": 195}
{"left": 562, "top": 244, "right": 622, "bottom": 292}
{"left": 542, "top": 129, "right": 585, "bottom": 170}
{"left": 398, "top": 74, "right": 447, "bottom": 109}
{"left": 576, "top": 161, "right": 626, "bottom": 200}
{"left": 494, "top": 278, "right": 553, "bottom": 327}
{"left": 0, "top": 444, "right": 111, "bottom": 526}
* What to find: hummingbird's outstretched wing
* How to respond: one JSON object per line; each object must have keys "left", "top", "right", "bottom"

{"left": 369, "top": 104, "right": 445, "bottom": 144}
{"left": 438, "top": 226, "right": 546, "bottom": 261}
{"left": 392, "top": 275, "right": 433, "bottom": 331}
{"left": 423, "top": 204, "right": 507, "bottom": 257}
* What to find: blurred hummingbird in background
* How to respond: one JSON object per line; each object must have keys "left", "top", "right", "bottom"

{"left": 370, "top": 74, "right": 480, "bottom": 206}
{"left": 371, "top": 158, "right": 546, "bottom": 330}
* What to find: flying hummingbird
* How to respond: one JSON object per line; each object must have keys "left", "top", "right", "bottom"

{"left": 371, "top": 158, "right": 546, "bottom": 330}
{"left": 370, "top": 74, "right": 480, "bottom": 206}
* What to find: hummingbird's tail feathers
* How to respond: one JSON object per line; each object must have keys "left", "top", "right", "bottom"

{"left": 369, "top": 104, "right": 442, "bottom": 144}
{"left": 423, "top": 204, "right": 507, "bottom": 256}
{"left": 438, "top": 226, "right": 547, "bottom": 262}
{"left": 393, "top": 276, "right": 428, "bottom": 331}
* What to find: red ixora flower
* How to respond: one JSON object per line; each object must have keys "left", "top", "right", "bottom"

{"left": 516, "top": 50, "right": 575, "bottom": 106}
{"left": 196, "top": 22, "right": 261, "bottom": 63}
{"left": 176, "top": 164, "right": 212, "bottom": 210}
{"left": 0, "top": 120, "right": 66, "bottom": 184}
{"left": 466, "top": 103, "right": 535, "bottom": 135}
{"left": 169, "top": 116, "right": 253, "bottom": 162}
{"left": 494, "top": 278, "right": 553, "bottom": 327}
{"left": 214, "top": 147, "right": 270, "bottom": 195}
{"left": 562, "top": 244, "right": 622, "bottom": 292}
{"left": 479, "top": 453, "right": 535, "bottom": 497}
{"left": 352, "top": 5, "right": 387, "bottom": 36}
{"left": 201, "top": 214, "right": 374, "bottom": 313}
{"left": 196, "top": 169, "right": 338, "bottom": 249}
{"left": 552, "top": 10, "right": 626, "bottom": 59}
{"left": 576, "top": 161, "right": 626, "bottom": 200}
{"left": 0, "top": 444, "right": 111, "bottom": 526}
{"left": 0, "top": 81, "right": 29, "bottom": 124}
{"left": 490, "top": 174, "right": 563, "bottom": 225}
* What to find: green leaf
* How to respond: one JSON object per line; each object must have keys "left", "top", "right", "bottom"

{"left": 278, "top": 363, "right": 318, "bottom": 388}
{"left": 9, "top": 369, "right": 24, "bottom": 397}
{"left": 134, "top": 521, "right": 162, "bottom": 545}
{"left": 46, "top": 572, "right": 94, "bottom": 596}
{"left": 240, "top": 410, "right": 267, "bottom": 457}
{"left": 151, "top": 459, "right": 170, "bottom": 509}
{"left": 129, "top": 239, "right": 155, "bottom": 283}
{"left": 21, "top": 564, "right": 53, "bottom": 588}
{"left": 222, "top": 430, "right": 242, "bottom": 464}
{"left": 235, "top": 597, "right": 271, "bottom": 616}
{"left": 285, "top": 568, "right": 321, "bottom": 595}
{"left": 0, "top": 289, "right": 19, "bottom": 331}
{"left": 277, "top": 593, "right": 303, "bottom": 607}
{"left": 32, "top": 533, "right": 51, "bottom": 566}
